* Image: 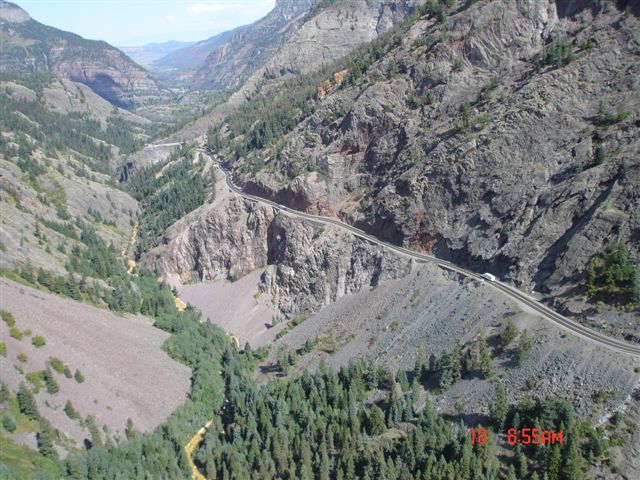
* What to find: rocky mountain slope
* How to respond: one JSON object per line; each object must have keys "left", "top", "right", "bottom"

{"left": 0, "top": 75, "right": 144, "bottom": 276}
{"left": 189, "top": 0, "right": 316, "bottom": 89}
{"left": 0, "top": 1, "right": 162, "bottom": 107}
{"left": 166, "top": 0, "right": 416, "bottom": 141}
{"left": 152, "top": 28, "right": 240, "bottom": 77}
{"left": 207, "top": 0, "right": 639, "bottom": 335}
{"left": 118, "top": 40, "right": 195, "bottom": 68}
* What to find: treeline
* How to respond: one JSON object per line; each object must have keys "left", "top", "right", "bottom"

{"left": 128, "top": 144, "right": 207, "bottom": 254}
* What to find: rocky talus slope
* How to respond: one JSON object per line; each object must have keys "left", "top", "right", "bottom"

{"left": 223, "top": 0, "right": 639, "bottom": 328}
{"left": 0, "top": 1, "right": 161, "bottom": 107}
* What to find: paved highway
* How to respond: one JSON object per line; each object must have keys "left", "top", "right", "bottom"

{"left": 197, "top": 149, "right": 640, "bottom": 357}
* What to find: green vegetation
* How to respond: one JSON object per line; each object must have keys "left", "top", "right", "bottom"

{"left": 594, "top": 101, "right": 631, "bottom": 127}
{"left": 31, "top": 335, "right": 46, "bottom": 348}
{"left": 518, "top": 329, "right": 533, "bottom": 366}
{"left": 49, "top": 357, "right": 65, "bottom": 374}
{"left": 275, "top": 313, "right": 309, "bottom": 339}
{"left": 0, "top": 89, "right": 143, "bottom": 175}
{"left": 64, "top": 400, "right": 80, "bottom": 420}
{"left": 25, "top": 372, "right": 44, "bottom": 393}
{"left": 2, "top": 412, "right": 17, "bottom": 433}
{"left": 0, "top": 342, "right": 6, "bottom": 357}
{"left": 9, "top": 326, "right": 23, "bottom": 340}
{"left": 478, "top": 331, "right": 494, "bottom": 378}
{"left": 74, "top": 369, "right": 85, "bottom": 384}
{"left": 586, "top": 242, "right": 639, "bottom": 307}
{"left": 500, "top": 321, "right": 518, "bottom": 348}
{"left": 128, "top": 145, "right": 206, "bottom": 252}
{"left": 37, "top": 216, "right": 79, "bottom": 240}
{"left": 541, "top": 39, "right": 575, "bottom": 68}
{"left": 43, "top": 369, "right": 59, "bottom": 394}
{"left": 1, "top": 310, "right": 16, "bottom": 327}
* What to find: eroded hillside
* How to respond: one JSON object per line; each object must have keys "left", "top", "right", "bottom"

{"left": 205, "top": 0, "right": 639, "bottom": 337}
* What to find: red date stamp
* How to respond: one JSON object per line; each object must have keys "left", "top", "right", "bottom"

{"left": 470, "top": 427, "right": 564, "bottom": 445}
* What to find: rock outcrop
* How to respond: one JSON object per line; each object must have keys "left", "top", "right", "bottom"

{"left": 0, "top": 1, "right": 162, "bottom": 107}
{"left": 223, "top": 0, "right": 639, "bottom": 325}
{"left": 141, "top": 180, "right": 412, "bottom": 315}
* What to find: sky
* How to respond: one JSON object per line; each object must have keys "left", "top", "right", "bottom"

{"left": 13, "top": 0, "right": 276, "bottom": 46}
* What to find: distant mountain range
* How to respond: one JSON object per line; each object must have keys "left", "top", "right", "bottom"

{"left": 153, "top": 0, "right": 316, "bottom": 89}
{"left": 0, "top": 0, "right": 161, "bottom": 107}
{"left": 118, "top": 40, "right": 195, "bottom": 68}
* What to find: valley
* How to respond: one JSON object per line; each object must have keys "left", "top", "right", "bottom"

{"left": 0, "top": 0, "right": 639, "bottom": 479}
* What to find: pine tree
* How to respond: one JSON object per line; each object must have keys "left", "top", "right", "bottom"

{"left": 561, "top": 434, "right": 585, "bottom": 480}
{"left": 548, "top": 444, "right": 562, "bottom": 480}
{"left": 64, "top": 400, "right": 79, "bottom": 420}
{"left": 369, "top": 405, "right": 385, "bottom": 435}
{"left": 17, "top": 382, "right": 39, "bottom": 419}
{"left": 450, "top": 340, "right": 463, "bottom": 380}
{"left": 518, "top": 329, "right": 533, "bottom": 366}
{"left": 500, "top": 321, "right": 518, "bottom": 348}
{"left": 44, "top": 368, "right": 59, "bottom": 394}
{"left": 37, "top": 420, "right": 58, "bottom": 459}
{"left": 489, "top": 381, "right": 508, "bottom": 430}
{"left": 2, "top": 412, "right": 16, "bottom": 432}
{"left": 478, "top": 333, "right": 493, "bottom": 378}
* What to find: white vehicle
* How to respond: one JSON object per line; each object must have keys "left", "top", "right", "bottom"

{"left": 481, "top": 273, "right": 496, "bottom": 282}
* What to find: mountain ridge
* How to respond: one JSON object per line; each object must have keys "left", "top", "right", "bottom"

{"left": 0, "top": 1, "right": 162, "bottom": 107}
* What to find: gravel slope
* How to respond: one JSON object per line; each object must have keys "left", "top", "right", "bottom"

{"left": 0, "top": 278, "right": 191, "bottom": 446}
{"left": 267, "top": 262, "right": 640, "bottom": 419}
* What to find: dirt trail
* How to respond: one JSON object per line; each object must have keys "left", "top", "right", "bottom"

{"left": 185, "top": 420, "right": 213, "bottom": 480}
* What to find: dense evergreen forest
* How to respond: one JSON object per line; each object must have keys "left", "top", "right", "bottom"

{"left": 128, "top": 144, "right": 210, "bottom": 254}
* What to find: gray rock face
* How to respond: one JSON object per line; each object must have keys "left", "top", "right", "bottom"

{"left": 141, "top": 181, "right": 412, "bottom": 315}
{"left": 228, "top": 0, "right": 639, "bottom": 325}
{"left": 191, "top": 0, "right": 316, "bottom": 89}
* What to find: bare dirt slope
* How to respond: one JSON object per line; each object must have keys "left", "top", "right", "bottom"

{"left": 178, "top": 269, "right": 281, "bottom": 347}
{"left": 0, "top": 278, "right": 190, "bottom": 445}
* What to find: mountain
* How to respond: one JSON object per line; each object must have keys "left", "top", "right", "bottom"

{"left": 0, "top": 1, "right": 161, "bottom": 107}
{"left": 152, "top": 28, "right": 239, "bottom": 73}
{"left": 118, "top": 40, "right": 194, "bottom": 68}
{"left": 189, "top": 0, "right": 316, "bottom": 88}
{"left": 166, "top": 0, "right": 415, "bottom": 141}
{"left": 199, "top": 0, "right": 639, "bottom": 340}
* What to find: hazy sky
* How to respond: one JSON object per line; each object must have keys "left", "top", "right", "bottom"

{"left": 13, "top": 0, "right": 276, "bottom": 46}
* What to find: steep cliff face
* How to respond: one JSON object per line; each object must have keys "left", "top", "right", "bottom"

{"left": 190, "top": 0, "right": 316, "bottom": 89}
{"left": 223, "top": 0, "right": 639, "bottom": 316}
{"left": 141, "top": 180, "right": 412, "bottom": 314}
{"left": 0, "top": 1, "right": 161, "bottom": 107}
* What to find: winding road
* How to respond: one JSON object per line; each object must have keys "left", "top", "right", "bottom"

{"left": 196, "top": 148, "right": 640, "bottom": 357}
